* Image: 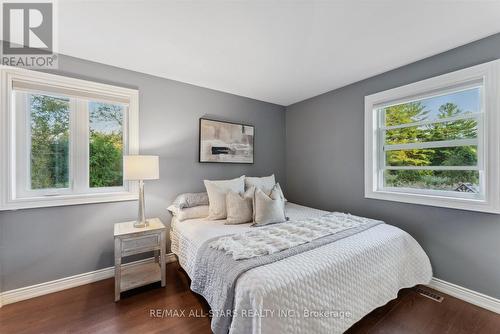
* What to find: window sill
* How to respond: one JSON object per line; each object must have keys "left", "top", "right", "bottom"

{"left": 0, "top": 191, "right": 139, "bottom": 211}
{"left": 365, "top": 189, "right": 499, "bottom": 214}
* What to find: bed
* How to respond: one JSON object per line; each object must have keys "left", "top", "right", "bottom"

{"left": 170, "top": 202, "right": 432, "bottom": 334}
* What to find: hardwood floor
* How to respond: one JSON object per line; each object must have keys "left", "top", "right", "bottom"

{"left": 1, "top": 262, "right": 499, "bottom": 334}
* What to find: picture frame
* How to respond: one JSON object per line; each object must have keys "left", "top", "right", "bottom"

{"left": 199, "top": 118, "right": 254, "bottom": 164}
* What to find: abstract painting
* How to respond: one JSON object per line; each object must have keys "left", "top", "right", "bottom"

{"left": 199, "top": 118, "right": 254, "bottom": 163}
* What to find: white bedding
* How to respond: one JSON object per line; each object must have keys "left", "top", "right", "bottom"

{"left": 170, "top": 203, "right": 432, "bottom": 334}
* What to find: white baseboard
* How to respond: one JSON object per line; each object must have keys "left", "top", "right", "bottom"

{"left": 427, "top": 277, "right": 500, "bottom": 314}
{"left": 0, "top": 253, "right": 177, "bottom": 307}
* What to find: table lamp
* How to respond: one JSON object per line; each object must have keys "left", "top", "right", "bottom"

{"left": 123, "top": 155, "right": 159, "bottom": 228}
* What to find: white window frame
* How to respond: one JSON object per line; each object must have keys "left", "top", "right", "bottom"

{"left": 364, "top": 60, "right": 500, "bottom": 213}
{"left": 0, "top": 66, "right": 139, "bottom": 210}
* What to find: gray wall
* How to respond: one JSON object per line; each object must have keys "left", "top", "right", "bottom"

{"left": 2, "top": 34, "right": 500, "bottom": 301}
{"left": 0, "top": 55, "right": 286, "bottom": 292}
{"left": 286, "top": 33, "right": 500, "bottom": 299}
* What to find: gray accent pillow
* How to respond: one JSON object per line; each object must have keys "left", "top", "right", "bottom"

{"left": 253, "top": 183, "right": 287, "bottom": 226}
{"left": 171, "top": 192, "right": 209, "bottom": 209}
{"left": 225, "top": 187, "right": 254, "bottom": 225}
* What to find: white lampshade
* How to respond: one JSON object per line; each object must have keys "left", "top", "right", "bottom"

{"left": 123, "top": 155, "right": 159, "bottom": 181}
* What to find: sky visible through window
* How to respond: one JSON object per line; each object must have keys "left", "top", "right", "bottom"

{"left": 412, "top": 87, "right": 480, "bottom": 120}
{"left": 89, "top": 101, "right": 124, "bottom": 134}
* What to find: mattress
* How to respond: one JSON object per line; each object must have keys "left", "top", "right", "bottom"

{"left": 170, "top": 202, "right": 432, "bottom": 334}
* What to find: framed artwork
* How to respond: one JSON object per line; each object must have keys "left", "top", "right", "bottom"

{"left": 199, "top": 118, "right": 254, "bottom": 164}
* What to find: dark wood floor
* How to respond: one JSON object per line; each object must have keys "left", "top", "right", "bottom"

{"left": 1, "top": 262, "right": 499, "bottom": 334}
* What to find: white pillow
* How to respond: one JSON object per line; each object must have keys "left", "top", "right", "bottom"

{"left": 204, "top": 176, "right": 245, "bottom": 220}
{"left": 253, "top": 183, "right": 287, "bottom": 226}
{"left": 167, "top": 205, "right": 209, "bottom": 221}
{"left": 245, "top": 174, "right": 276, "bottom": 194}
{"left": 226, "top": 187, "right": 254, "bottom": 225}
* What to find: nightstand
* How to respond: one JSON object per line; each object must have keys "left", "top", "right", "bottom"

{"left": 113, "top": 218, "right": 167, "bottom": 301}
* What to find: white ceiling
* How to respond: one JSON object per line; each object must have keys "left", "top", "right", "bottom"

{"left": 58, "top": 0, "right": 500, "bottom": 106}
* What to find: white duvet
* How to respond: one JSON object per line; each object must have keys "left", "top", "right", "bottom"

{"left": 170, "top": 203, "right": 432, "bottom": 334}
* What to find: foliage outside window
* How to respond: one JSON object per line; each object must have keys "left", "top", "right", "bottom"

{"left": 89, "top": 102, "right": 124, "bottom": 188}
{"left": 28, "top": 96, "right": 125, "bottom": 191}
{"left": 365, "top": 60, "right": 500, "bottom": 213}
{"left": 380, "top": 87, "right": 481, "bottom": 194}
{"left": 30, "top": 94, "right": 70, "bottom": 189}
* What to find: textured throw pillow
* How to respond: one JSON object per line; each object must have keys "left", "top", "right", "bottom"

{"left": 245, "top": 174, "right": 276, "bottom": 194}
{"left": 204, "top": 176, "right": 245, "bottom": 220}
{"left": 167, "top": 205, "right": 209, "bottom": 221}
{"left": 171, "top": 192, "right": 209, "bottom": 210}
{"left": 253, "top": 183, "right": 287, "bottom": 226}
{"left": 225, "top": 187, "right": 255, "bottom": 225}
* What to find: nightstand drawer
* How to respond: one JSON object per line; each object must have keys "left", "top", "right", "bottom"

{"left": 121, "top": 234, "right": 160, "bottom": 253}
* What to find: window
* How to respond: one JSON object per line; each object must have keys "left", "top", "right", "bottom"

{"left": 89, "top": 101, "right": 125, "bottom": 188}
{"left": 0, "top": 67, "right": 139, "bottom": 210}
{"left": 365, "top": 60, "right": 500, "bottom": 213}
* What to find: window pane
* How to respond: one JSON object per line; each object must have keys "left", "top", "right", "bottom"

{"left": 382, "top": 87, "right": 481, "bottom": 127}
{"left": 384, "top": 170, "right": 479, "bottom": 193}
{"left": 385, "top": 119, "right": 477, "bottom": 145}
{"left": 29, "top": 94, "right": 70, "bottom": 189}
{"left": 89, "top": 102, "right": 124, "bottom": 188}
{"left": 385, "top": 146, "right": 478, "bottom": 167}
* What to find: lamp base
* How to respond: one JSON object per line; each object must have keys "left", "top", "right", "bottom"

{"left": 134, "top": 220, "right": 149, "bottom": 228}
{"left": 135, "top": 179, "right": 148, "bottom": 229}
